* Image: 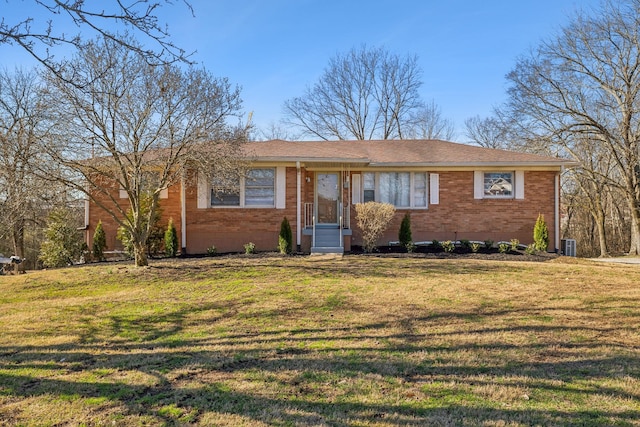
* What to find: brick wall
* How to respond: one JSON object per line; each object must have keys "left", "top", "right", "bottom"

{"left": 87, "top": 168, "right": 559, "bottom": 255}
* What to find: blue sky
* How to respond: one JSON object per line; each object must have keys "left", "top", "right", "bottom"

{"left": 1, "top": 0, "right": 599, "bottom": 141}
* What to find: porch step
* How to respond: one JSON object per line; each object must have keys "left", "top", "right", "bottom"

{"left": 311, "top": 227, "right": 344, "bottom": 255}
{"left": 311, "top": 246, "right": 344, "bottom": 255}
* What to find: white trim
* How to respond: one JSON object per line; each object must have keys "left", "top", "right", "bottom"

{"left": 159, "top": 187, "right": 169, "bottom": 199}
{"left": 515, "top": 170, "right": 525, "bottom": 199}
{"left": 197, "top": 171, "right": 208, "bottom": 209}
{"left": 473, "top": 171, "right": 484, "bottom": 199}
{"left": 296, "top": 162, "right": 301, "bottom": 248}
{"left": 276, "top": 166, "right": 286, "bottom": 209}
{"left": 181, "top": 174, "right": 187, "bottom": 251}
{"left": 119, "top": 187, "right": 127, "bottom": 199}
{"left": 555, "top": 172, "right": 561, "bottom": 252}
{"left": 429, "top": 173, "right": 440, "bottom": 205}
{"left": 351, "top": 174, "right": 362, "bottom": 204}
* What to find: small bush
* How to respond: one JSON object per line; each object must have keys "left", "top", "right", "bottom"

{"left": 533, "top": 213, "right": 549, "bottom": 252}
{"left": 206, "top": 246, "right": 217, "bottom": 256}
{"left": 405, "top": 242, "right": 417, "bottom": 253}
{"left": 442, "top": 240, "right": 455, "bottom": 253}
{"left": 470, "top": 242, "right": 481, "bottom": 253}
{"left": 484, "top": 240, "right": 494, "bottom": 251}
{"left": 460, "top": 239, "right": 471, "bottom": 252}
{"left": 431, "top": 239, "right": 441, "bottom": 251}
{"left": 399, "top": 212, "right": 412, "bottom": 251}
{"left": 525, "top": 243, "right": 536, "bottom": 255}
{"left": 278, "top": 217, "right": 293, "bottom": 254}
{"left": 92, "top": 220, "right": 107, "bottom": 262}
{"left": 244, "top": 242, "right": 256, "bottom": 254}
{"left": 164, "top": 218, "right": 179, "bottom": 257}
{"left": 498, "top": 242, "right": 509, "bottom": 253}
{"left": 510, "top": 239, "right": 520, "bottom": 251}
{"left": 355, "top": 202, "right": 396, "bottom": 253}
{"left": 39, "top": 208, "right": 84, "bottom": 268}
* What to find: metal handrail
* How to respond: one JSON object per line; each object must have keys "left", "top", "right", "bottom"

{"left": 312, "top": 215, "right": 316, "bottom": 248}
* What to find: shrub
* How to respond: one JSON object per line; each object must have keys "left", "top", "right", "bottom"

{"left": 525, "top": 243, "right": 536, "bottom": 255}
{"left": 510, "top": 239, "right": 520, "bottom": 251}
{"left": 484, "top": 240, "right": 494, "bottom": 251}
{"left": 398, "top": 212, "right": 412, "bottom": 251}
{"left": 498, "top": 242, "right": 509, "bottom": 253}
{"left": 278, "top": 217, "right": 293, "bottom": 254}
{"left": 431, "top": 239, "right": 441, "bottom": 252}
{"left": 460, "top": 239, "right": 471, "bottom": 252}
{"left": 92, "top": 220, "right": 107, "bottom": 262}
{"left": 442, "top": 240, "right": 455, "bottom": 253}
{"left": 206, "top": 245, "right": 217, "bottom": 256}
{"left": 39, "top": 208, "right": 84, "bottom": 268}
{"left": 470, "top": 242, "right": 481, "bottom": 253}
{"left": 405, "top": 242, "right": 417, "bottom": 253}
{"left": 244, "top": 242, "right": 256, "bottom": 254}
{"left": 533, "top": 213, "right": 549, "bottom": 252}
{"left": 164, "top": 218, "right": 179, "bottom": 257}
{"left": 355, "top": 202, "right": 396, "bottom": 253}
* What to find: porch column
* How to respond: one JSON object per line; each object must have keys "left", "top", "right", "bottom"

{"left": 181, "top": 173, "right": 187, "bottom": 254}
{"left": 296, "top": 161, "right": 301, "bottom": 251}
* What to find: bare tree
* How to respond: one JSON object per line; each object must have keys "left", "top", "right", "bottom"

{"left": 0, "top": 67, "right": 59, "bottom": 271}
{"left": 0, "top": 0, "right": 193, "bottom": 74}
{"left": 41, "top": 36, "right": 246, "bottom": 267}
{"left": 283, "top": 46, "right": 424, "bottom": 140}
{"left": 504, "top": 0, "right": 640, "bottom": 255}
{"left": 407, "top": 100, "right": 456, "bottom": 140}
{"left": 464, "top": 115, "right": 509, "bottom": 149}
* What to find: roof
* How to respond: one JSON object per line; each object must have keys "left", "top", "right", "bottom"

{"left": 242, "top": 139, "right": 574, "bottom": 168}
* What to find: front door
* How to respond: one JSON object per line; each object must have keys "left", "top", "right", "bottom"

{"left": 316, "top": 172, "right": 340, "bottom": 225}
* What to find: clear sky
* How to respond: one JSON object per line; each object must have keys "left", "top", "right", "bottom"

{"left": 1, "top": 0, "right": 599, "bottom": 141}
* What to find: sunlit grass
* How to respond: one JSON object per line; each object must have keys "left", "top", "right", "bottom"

{"left": 1, "top": 255, "right": 639, "bottom": 425}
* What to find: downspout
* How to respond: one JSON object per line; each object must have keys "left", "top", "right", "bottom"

{"left": 84, "top": 198, "right": 90, "bottom": 247}
{"left": 296, "top": 161, "right": 301, "bottom": 251}
{"left": 555, "top": 170, "right": 561, "bottom": 253}
{"left": 181, "top": 173, "right": 187, "bottom": 254}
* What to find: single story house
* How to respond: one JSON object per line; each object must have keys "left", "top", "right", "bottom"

{"left": 85, "top": 139, "right": 573, "bottom": 255}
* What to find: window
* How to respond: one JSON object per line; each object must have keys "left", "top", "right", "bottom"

{"left": 210, "top": 168, "right": 275, "bottom": 207}
{"left": 483, "top": 172, "right": 513, "bottom": 198}
{"left": 362, "top": 172, "right": 428, "bottom": 208}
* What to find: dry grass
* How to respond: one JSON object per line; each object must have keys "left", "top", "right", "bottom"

{"left": 0, "top": 255, "right": 639, "bottom": 426}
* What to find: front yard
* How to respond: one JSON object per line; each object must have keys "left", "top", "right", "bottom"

{"left": 0, "top": 255, "right": 639, "bottom": 426}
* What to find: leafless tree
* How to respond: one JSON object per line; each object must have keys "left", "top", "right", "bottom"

{"left": 283, "top": 46, "right": 424, "bottom": 140}
{"left": 407, "top": 100, "right": 456, "bottom": 141}
{"left": 504, "top": 0, "right": 640, "bottom": 255}
{"left": 464, "top": 115, "right": 510, "bottom": 149}
{"left": 0, "top": 67, "right": 63, "bottom": 271}
{"left": 0, "top": 0, "right": 193, "bottom": 75}
{"left": 41, "top": 36, "right": 246, "bottom": 267}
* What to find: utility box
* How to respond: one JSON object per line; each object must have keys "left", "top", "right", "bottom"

{"left": 561, "top": 239, "right": 577, "bottom": 257}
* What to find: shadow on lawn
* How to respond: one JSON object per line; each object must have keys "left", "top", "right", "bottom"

{"left": 1, "top": 301, "right": 639, "bottom": 425}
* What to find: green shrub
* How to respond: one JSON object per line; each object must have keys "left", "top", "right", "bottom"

{"left": 244, "top": 242, "right": 256, "bottom": 254}
{"left": 92, "top": 220, "right": 107, "bottom": 262}
{"left": 460, "top": 239, "right": 471, "bottom": 252}
{"left": 484, "top": 240, "right": 494, "bottom": 251}
{"left": 470, "top": 242, "right": 481, "bottom": 253}
{"left": 533, "top": 213, "right": 549, "bottom": 252}
{"left": 399, "top": 212, "right": 412, "bottom": 251}
{"left": 39, "top": 208, "right": 84, "bottom": 268}
{"left": 510, "top": 239, "right": 520, "bottom": 251}
{"left": 278, "top": 217, "right": 293, "bottom": 254}
{"left": 164, "top": 218, "right": 179, "bottom": 257}
{"left": 405, "top": 241, "right": 417, "bottom": 253}
{"left": 206, "top": 245, "right": 217, "bottom": 256}
{"left": 431, "top": 239, "right": 441, "bottom": 251}
{"left": 442, "top": 240, "right": 455, "bottom": 253}
{"left": 498, "top": 242, "right": 509, "bottom": 253}
{"left": 525, "top": 243, "right": 536, "bottom": 255}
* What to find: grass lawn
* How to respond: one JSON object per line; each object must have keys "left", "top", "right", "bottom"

{"left": 0, "top": 255, "right": 639, "bottom": 426}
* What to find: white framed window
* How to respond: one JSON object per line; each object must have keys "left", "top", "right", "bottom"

{"left": 474, "top": 171, "right": 524, "bottom": 200}
{"left": 484, "top": 172, "right": 513, "bottom": 198}
{"left": 210, "top": 168, "right": 275, "bottom": 207}
{"left": 362, "top": 172, "right": 429, "bottom": 208}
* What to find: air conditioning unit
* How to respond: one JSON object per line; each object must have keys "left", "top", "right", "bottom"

{"left": 561, "top": 239, "right": 576, "bottom": 257}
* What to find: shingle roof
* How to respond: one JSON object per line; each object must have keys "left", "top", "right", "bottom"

{"left": 243, "top": 139, "right": 573, "bottom": 167}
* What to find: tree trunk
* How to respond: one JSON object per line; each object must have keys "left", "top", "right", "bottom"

{"left": 626, "top": 193, "right": 640, "bottom": 255}
{"left": 133, "top": 241, "right": 149, "bottom": 267}
{"left": 594, "top": 209, "right": 608, "bottom": 258}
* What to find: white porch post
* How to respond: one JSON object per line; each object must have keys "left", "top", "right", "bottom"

{"left": 181, "top": 173, "right": 187, "bottom": 253}
{"left": 555, "top": 171, "right": 561, "bottom": 253}
{"left": 296, "top": 161, "right": 301, "bottom": 250}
